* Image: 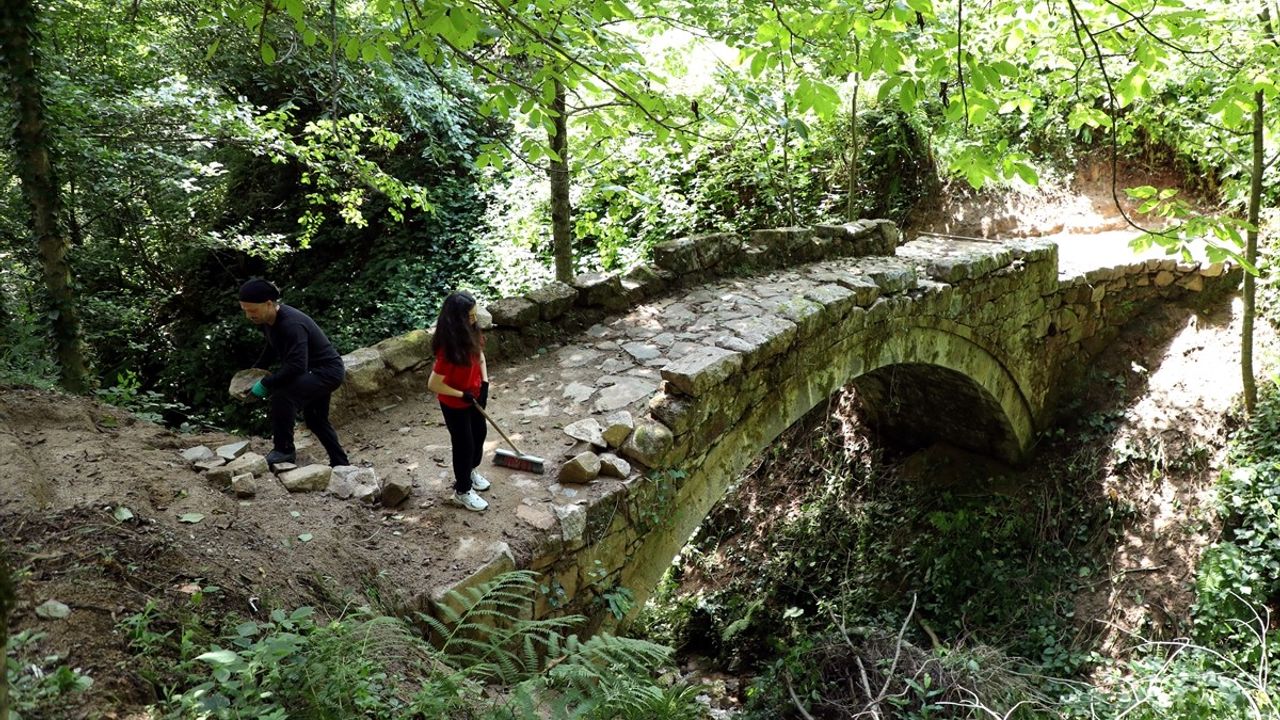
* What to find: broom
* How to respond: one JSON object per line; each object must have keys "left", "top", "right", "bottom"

{"left": 474, "top": 403, "right": 546, "bottom": 474}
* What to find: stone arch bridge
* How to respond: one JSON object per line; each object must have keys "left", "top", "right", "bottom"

{"left": 328, "top": 221, "right": 1235, "bottom": 623}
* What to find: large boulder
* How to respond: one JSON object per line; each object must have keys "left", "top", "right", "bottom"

{"left": 216, "top": 441, "right": 250, "bottom": 461}
{"left": 750, "top": 227, "right": 812, "bottom": 256}
{"left": 622, "top": 264, "right": 670, "bottom": 299}
{"left": 558, "top": 452, "right": 602, "bottom": 484}
{"left": 573, "top": 272, "right": 628, "bottom": 310}
{"left": 343, "top": 349, "right": 389, "bottom": 396}
{"left": 490, "top": 297, "right": 540, "bottom": 327}
{"left": 517, "top": 503, "right": 557, "bottom": 531}
{"left": 228, "top": 452, "right": 269, "bottom": 476}
{"left": 231, "top": 473, "right": 256, "bottom": 498}
{"left": 229, "top": 368, "right": 270, "bottom": 401}
{"left": 381, "top": 477, "right": 413, "bottom": 507}
{"left": 280, "top": 464, "right": 332, "bottom": 492}
{"left": 620, "top": 418, "right": 674, "bottom": 468}
{"left": 660, "top": 346, "right": 743, "bottom": 397}
{"left": 180, "top": 445, "right": 217, "bottom": 464}
{"left": 653, "top": 233, "right": 739, "bottom": 273}
{"left": 207, "top": 452, "right": 267, "bottom": 487}
{"left": 525, "top": 281, "right": 579, "bottom": 320}
{"left": 599, "top": 453, "right": 631, "bottom": 478}
{"left": 329, "top": 465, "right": 379, "bottom": 500}
{"left": 563, "top": 418, "right": 607, "bottom": 448}
{"left": 602, "top": 410, "right": 634, "bottom": 448}
{"left": 374, "top": 329, "right": 433, "bottom": 372}
{"left": 553, "top": 504, "right": 587, "bottom": 543}
{"left": 652, "top": 236, "right": 702, "bottom": 273}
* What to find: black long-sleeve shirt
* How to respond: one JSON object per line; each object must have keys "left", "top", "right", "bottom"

{"left": 253, "top": 304, "right": 343, "bottom": 390}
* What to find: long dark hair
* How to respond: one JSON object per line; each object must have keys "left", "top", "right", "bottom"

{"left": 431, "top": 291, "right": 483, "bottom": 365}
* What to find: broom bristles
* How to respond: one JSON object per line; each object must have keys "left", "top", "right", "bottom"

{"left": 493, "top": 448, "right": 546, "bottom": 474}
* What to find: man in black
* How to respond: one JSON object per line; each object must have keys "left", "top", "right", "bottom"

{"left": 238, "top": 279, "right": 350, "bottom": 467}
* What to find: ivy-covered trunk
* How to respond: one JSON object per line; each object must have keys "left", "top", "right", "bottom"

{"left": 0, "top": 0, "right": 89, "bottom": 392}
{"left": 547, "top": 77, "right": 572, "bottom": 282}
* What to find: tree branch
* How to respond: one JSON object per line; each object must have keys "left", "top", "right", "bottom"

{"left": 1101, "top": 0, "right": 1242, "bottom": 70}
{"left": 1064, "top": 0, "right": 1179, "bottom": 241}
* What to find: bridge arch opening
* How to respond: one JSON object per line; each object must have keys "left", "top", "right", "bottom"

{"left": 849, "top": 362, "right": 1023, "bottom": 462}
{"left": 613, "top": 324, "right": 1039, "bottom": 619}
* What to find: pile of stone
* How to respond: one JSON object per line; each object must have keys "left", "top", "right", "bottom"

{"left": 179, "top": 441, "right": 406, "bottom": 506}
{"left": 180, "top": 441, "right": 264, "bottom": 498}
{"left": 555, "top": 410, "right": 643, "bottom": 484}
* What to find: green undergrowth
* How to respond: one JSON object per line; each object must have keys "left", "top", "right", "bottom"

{"left": 636, "top": 375, "right": 1280, "bottom": 719}
{"left": 5, "top": 571, "right": 705, "bottom": 720}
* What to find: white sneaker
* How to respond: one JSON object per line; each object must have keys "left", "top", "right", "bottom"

{"left": 452, "top": 489, "right": 488, "bottom": 512}
{"left": 470, "top": 470, "right": 491, "bottom": 491}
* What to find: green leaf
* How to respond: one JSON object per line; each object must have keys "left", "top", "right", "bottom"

{"left": 113, "top": 506, "right": 134, "bottom": 523}
{"left": 298, "top": 533, "right": 313, "bottom": 542}
{"left": 1013, "top": 162, "right": 1038, "bottom": 186}
{"left": 877, "top": 76, "right": 900, "bottom": 104}
{"left": 992, "top": 60, "right": 1020, "bottom": 77}
{"left": 178, "top": 512, "right": 205, "bottom": 524}
{"left": 260, "top": 42, "right": 276, "bottom": 64}
{"left": 897, "top": 79, "right": 918, "bottom": 114}
{"left": 1115, "top": 67, "right": 1149, "bottom": 108}
{"left": 196, "top": 649, "right": 239, "bottom": 665}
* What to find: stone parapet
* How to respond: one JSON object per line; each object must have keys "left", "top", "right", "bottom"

{"left": 316, "top": 218, "right": 906, "bottom": 418}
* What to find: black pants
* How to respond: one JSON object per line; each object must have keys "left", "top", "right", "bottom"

{"left": 440, "top": 401, "right": 486, "bottom": 493}
{"left": 270, "top": 366, "right": 349, "bottom": 466}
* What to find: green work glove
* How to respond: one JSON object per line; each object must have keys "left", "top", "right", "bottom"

{"left": 250, "top": 380, "right": 268, "bottom": 398}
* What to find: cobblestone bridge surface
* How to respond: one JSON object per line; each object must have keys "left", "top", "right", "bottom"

{"left": 308, "top": 222, "right": 1238, "bottom": 625}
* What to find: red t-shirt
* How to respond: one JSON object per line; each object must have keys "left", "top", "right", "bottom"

{"left": 433, "top": 350, "right": 482, "bottom": 409}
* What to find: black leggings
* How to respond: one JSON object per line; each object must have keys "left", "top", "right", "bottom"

{"left": 270, "top": 367, "right": 348, "bottom": 466}
{"left": 440, "top": 402, "right": 486, "bottom": 493}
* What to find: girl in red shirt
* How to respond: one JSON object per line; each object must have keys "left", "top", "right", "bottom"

{"left": 427, "top": 292, "right": 491, "bottom": 511}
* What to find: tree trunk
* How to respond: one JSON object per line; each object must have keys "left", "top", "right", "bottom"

{"left": 0, "top": 0, "right": 89, "bottom": 392}
{"left": 846, "top": 85, "right": 860, "bottom": 221}
{"left": 547, "top": 78, "right": 572, "bottom": 282}
{"left": 0, "top": 549, "right": 13, "bottom": 720}
{"left": 1242, "top": 88, "right": 1263, "bottom": 414}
